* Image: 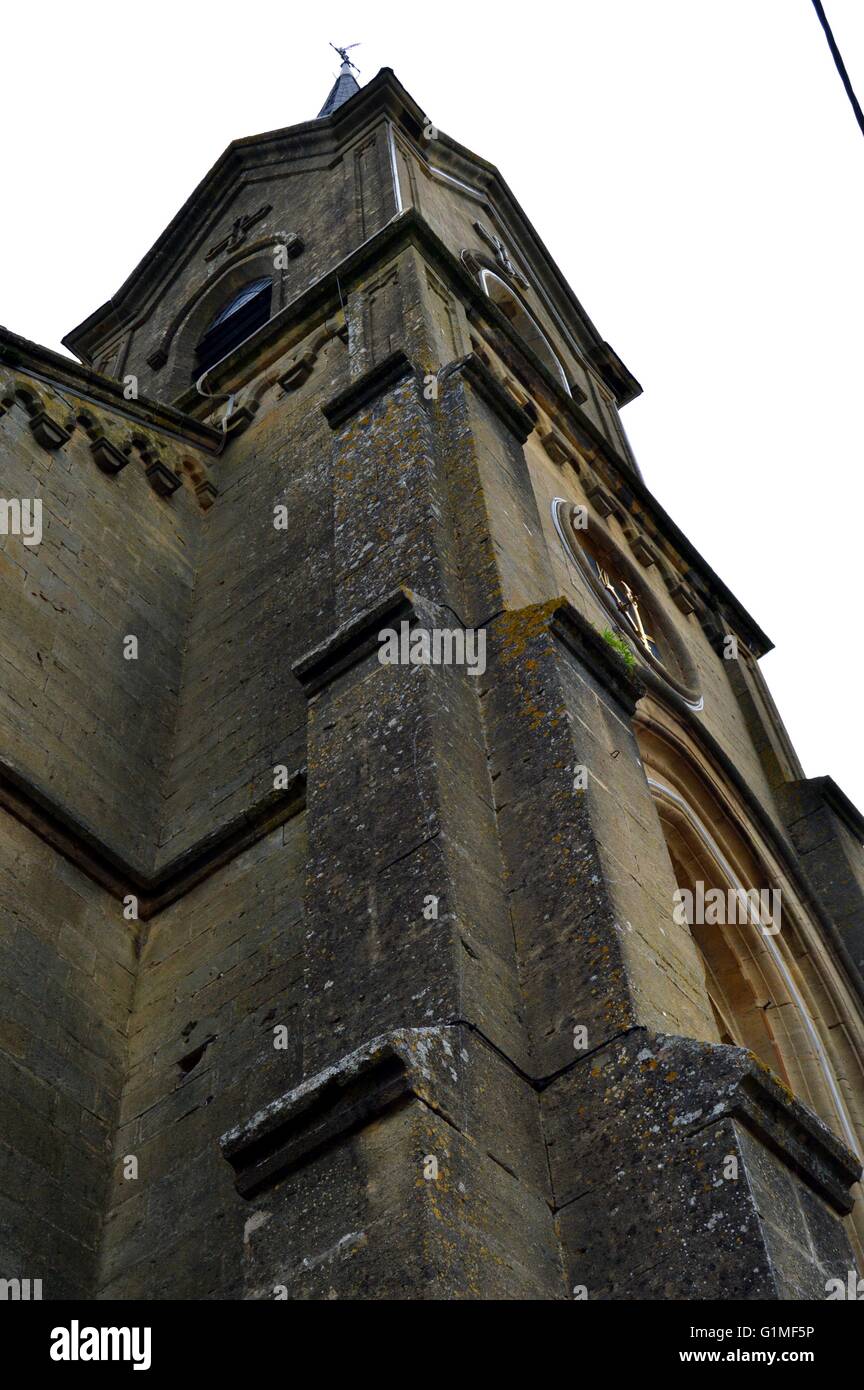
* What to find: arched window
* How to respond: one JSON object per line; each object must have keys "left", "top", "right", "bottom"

{"left": 644, "top": 763, "right": 861, "bottom": 1161}
{"left": 663, "top": 839, "right": 790, "bottom": 1082}
{"left": 193, "top": 277, "right": 272, "bottom": 379}
{"left": 479, "top": 269, "right": 571, "bottom": 395}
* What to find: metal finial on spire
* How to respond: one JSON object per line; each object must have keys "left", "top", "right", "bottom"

{"left": 330, "top": 42, "right": 360, "bottom": 74}
{"left": 317, "top": 43, "right": 362, "bottom": 118}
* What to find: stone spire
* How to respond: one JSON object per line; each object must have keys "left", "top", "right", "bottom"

{"left": 317, "top": 45, "right": 361, "bottom": 118}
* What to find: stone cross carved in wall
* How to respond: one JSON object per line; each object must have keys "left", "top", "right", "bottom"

{"left": 473, "top": 221, "right": 529, "bottom": 289}
{"left": 205, "top": 204, "right": 272, "bottom": 261}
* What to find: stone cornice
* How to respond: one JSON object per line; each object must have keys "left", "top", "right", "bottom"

{"left": 390, "top": 92, "right": 640, "bottom": 405}
{"left": 247, "top": 207, "right": 771, "bottom": 658}
{"left": 164, "top": 203, "right": 767, "bottom": 659}
{"left": 586, "top": 341, "right": 642, "bottom": 408}
{"left": 0, "top": 325, "right": 220, "bottom": 455}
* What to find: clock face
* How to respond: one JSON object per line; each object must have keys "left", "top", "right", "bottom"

{"left": 552, "top": 498, "right": 702, "bottom": 707}
{"left": 582, "top": 552, "right": 662, "bottom": 662}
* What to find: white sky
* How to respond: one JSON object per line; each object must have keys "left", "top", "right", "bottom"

{"left": 3, "top": 1, "right": 862, "bottom": 813}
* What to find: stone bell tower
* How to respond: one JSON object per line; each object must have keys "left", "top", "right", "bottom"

{"left": 2, "top": 60, "right": 864, "bottom": 1301}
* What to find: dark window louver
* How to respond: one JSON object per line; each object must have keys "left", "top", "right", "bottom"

{"left": 193, "top": 278, "right": 272, "bottom": 379}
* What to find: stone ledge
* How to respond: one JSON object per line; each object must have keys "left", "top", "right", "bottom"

{"left": 221, "top": 1027, "right": 453, "bottom": 1197}
{"left": 548, "top": 599, "right": 646, "bottom": 716}
{"left": 544, "top": 1030, "right": 862, "bottom": 1216}
{"left": 781, "top": 775, "right": 864, "bottom": 845}
{"left": 293, "top": 587, "right": 484, "bottom": 699}
{"left": 0, "top": 756, "right": 305, "bottom": 918}
{"left": 295, "top": 592, "right": 645, "bottom": 716}
{"left": 443, "top": 351, "right": 535, "bottom": 444}
{"left": 321, "top": 349, "right": 416, "bottom": 429}
{"left": 735, "top": 1066, "right": 860, "bottom": 1215}
{"left": 587, "top": 340, "right": 643, "bottom": 408}
{"left": 293, "top": 588, "right": 414, "bottom": 697}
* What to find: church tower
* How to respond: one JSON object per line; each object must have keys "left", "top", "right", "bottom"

{"left": 2, "top": 62, "right": 864, "bottom": 1301}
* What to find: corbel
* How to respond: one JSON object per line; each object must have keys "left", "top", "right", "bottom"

{"left": 666, "top": 579, "right": 697, "bottom": 615}
{"left": 127, "top": 432, "right": 181, "bottom": 496}
{"left": 277, "top": 231, "right": 305, "bottom": 260}
{"left": 223, "top": 404, "right": 258, "bottom": 438}
{"left": 195, "top": 480, "right": 218, "bottom": 511}
{"left": 629, "top": 533, "right": 658, "bottom": 568}
{"left": 539, "top": 426, "right": 581, "bottom": 470}
{"left": 279, "top": 314, "right": 347, "bottom": 397}
{"left": 696, "top": 601, "right": 733, "bottom": 656}
{"left": 145, "top": 458, "right": 182, "bottom": 496}
{"left": 586, "top": 482, "right": 615, "bottom": 518}
{"left": 279, "top": 350, "right": 316, "bottom": 393}
{"left": 29, "top": 409, "right": 72, "bottom": 451}
{"left": 91, "top": 437, "right": 130, "bottom": 475}
{"left": 13, "top": 384, "right": 72, "bottom": 450}
{"left": 76, "top": 411, "right": 129, "bottom": 475}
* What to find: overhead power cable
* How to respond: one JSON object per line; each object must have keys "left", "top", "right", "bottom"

{"left": 811, "top": 0, "right": 864, "bottom": 139}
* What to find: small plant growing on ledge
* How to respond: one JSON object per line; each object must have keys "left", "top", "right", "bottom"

{"left": 600, "top": 627, "right": 637, "bottom": 672}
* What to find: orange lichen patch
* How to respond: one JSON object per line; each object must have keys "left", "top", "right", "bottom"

{"left": 522, "top": 697, "right": 549, "bottom": 732}
{"left": 494, "top": 599, "right": 562, "bottom": 666}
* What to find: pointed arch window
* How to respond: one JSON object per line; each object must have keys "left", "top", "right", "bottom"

{"left": 193, "top": 277, "right": 272, "bottom": 379}
{"left": 664, "top": 843, "right": 790, "bottom": 1081}
{"left": 646, "top": 769, "right": 861, "bottom": 1160}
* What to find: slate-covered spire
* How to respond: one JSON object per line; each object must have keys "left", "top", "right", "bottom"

{"left": 317, "top": 46, "right": 361, "bottom": 118}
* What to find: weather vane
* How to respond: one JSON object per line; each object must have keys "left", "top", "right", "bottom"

{"left": 330, "top": 42, "right": 360, "bottom": 73}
